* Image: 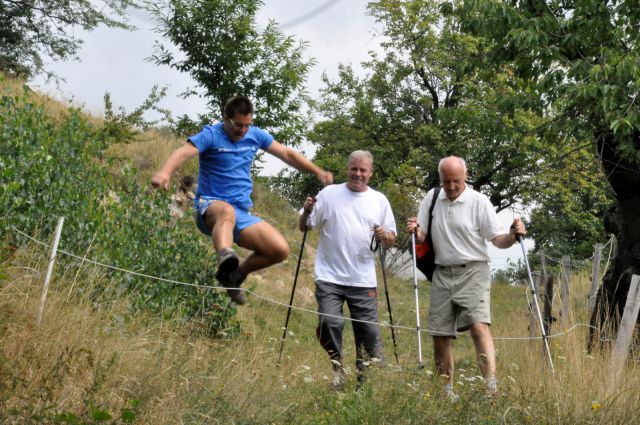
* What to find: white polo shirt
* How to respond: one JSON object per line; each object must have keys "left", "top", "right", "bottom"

{"left": 417, "top": 185, "right": 504, "bottom": 266}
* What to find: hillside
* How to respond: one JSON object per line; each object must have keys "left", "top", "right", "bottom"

{"left": 1, "top": 76, "right": 639, "bottom": 424}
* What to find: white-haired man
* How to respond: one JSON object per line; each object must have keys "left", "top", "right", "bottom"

{"left": 407, "top": 156, "right": 526, "bottom": 399}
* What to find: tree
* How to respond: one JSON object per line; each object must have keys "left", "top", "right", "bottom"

{"left": 308, "top": 0, "right": 573, "bottom": 212}
{"left": 290, "top": 0, "right": 607, "bottom": 247}
{"left": 148, "top": 0, "right": 314, "bottom": 142}
{"left": 453, "top": 0, "right": 639, "bottom": 338}
{"left": 528, "top": 149, "right": 613, "bottom": 261}
{"left": 0, "top": 0, "right": 139, "bottom": 79}
{"left": 264, "top": 0, "right": 612, "bottom": 271}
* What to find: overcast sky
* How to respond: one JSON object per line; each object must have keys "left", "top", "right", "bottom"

{"left": 31, "top": 0, "right": 531, "bottom": 269}
{"left": 33, "top": 0, "right": 379, "bottom": 127}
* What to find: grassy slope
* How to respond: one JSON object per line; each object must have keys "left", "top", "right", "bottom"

{"left": 1, "top": 79, "right": 638, "bottom": 424}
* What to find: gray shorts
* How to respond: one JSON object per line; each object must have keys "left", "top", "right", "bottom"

{"left": 427, "top": 261, "right": 491, "bottom": 337}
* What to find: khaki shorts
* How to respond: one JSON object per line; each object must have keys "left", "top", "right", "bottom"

{"left": 427, "top": 261, "right": 491, "bottom": 337}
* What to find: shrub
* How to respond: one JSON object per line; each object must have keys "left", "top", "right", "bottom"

{"left": 0, "top": 82, "right": 237, "bottom": 336}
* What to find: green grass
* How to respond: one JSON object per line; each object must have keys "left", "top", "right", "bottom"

{"left": 2, "top": 218, "right": 637, "bottom": 424}
{"left": 1, "top": 73, "right": 637, "bottom": 424}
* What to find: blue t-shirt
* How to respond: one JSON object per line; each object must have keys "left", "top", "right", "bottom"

{"left": 189, "top": 122, "right": 274, "bottom": 210}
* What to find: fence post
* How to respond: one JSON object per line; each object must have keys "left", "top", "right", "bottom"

{"left": 608, "top": 275, "right": 640, "bottom": 394}
{"left": 543, "top": 274, "right": 554, "bottom": 337}
{"left": 37, "top": 217, "right": 65, "bottom": 328}
{"left": 561, "top": 255, "right": 571, "bottom": 327}
{"left": 588, "top": 243, "right": 603, "bottom": 319}
{"left": 529, "top": 272, "right": 541, "bottom": 338}
{"left": 539, "top": 252, "right": 547, "bottom": 284}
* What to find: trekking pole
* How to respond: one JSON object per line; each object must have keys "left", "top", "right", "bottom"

{"left": 518, "top": 235, "right": 555, "bottom": 373}
{"left": 277, "top": 216, "right": 310, "bottom": 366}
{"left": 371, "top": 228, "right": 399, "bottom": 365}
{"left": 410, "top": 232, "right": 424, "bottom": 369}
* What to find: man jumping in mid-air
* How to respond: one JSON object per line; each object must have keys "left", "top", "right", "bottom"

{"left": 152, "top": 95, "right": 333, "bottom": 304}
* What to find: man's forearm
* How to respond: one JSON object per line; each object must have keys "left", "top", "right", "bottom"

{"left": 159, "top": 143, "right": 197, "bottom": 176}
{"left": 382, "top": 232, "right": 396, "bottom": 249}
{"left": 491, "top": 231, "right": 517, "bottom": 249}
{"left": 299, "top": 209, "right": 311, "bottom": 231}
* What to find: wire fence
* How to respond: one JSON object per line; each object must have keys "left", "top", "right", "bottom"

{"left": 10, "top": 226, "right": 609, "bottom": 342}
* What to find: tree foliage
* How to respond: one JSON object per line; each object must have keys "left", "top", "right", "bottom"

{"left": 306, "top": 0, "right": 554, "bottom": 211}
{"left": 0, "top": 0, "right": 138, "bottom": 79}
{"left": 273, "top": 0, "right": 609, "bottom": 257}
{"left": 452, "top": 0, "right": 639, "bottom": 331}
{"left": 148, "top": 0, "right": 314, "bottom": 143}
{"left": 528, "top": 149, "right": 613, "bottom": 260}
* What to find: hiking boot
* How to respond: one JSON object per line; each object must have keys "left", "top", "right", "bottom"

{"left": 332, "top": 369, "right": 346, "bottom": 390}
{"left": 215, "top": 248, "right": 239, "bottom": 282}
{"left": 225, "top": 287, "right": 247, "bottom": 305}
{"left": 222, "top": 269, "right": 248, "bottom": 305}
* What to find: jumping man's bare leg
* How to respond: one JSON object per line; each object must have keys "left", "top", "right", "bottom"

{"left": 203, "top": 201, "right": 236, "bottom": 250}
{"left": 236, "top": 221, "right": 290, "bottom": 275}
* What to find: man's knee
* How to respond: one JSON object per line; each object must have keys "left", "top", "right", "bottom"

{"left": 319, "top": 315, "right": 344, "bottom": 330}
{"left": 469, "top": 322, "right": 491, "bottom": 339}
{"left": 317, "top": 316, "right": 344, "bottom": 339}
{"left": 433, "top": 336, "right": 452, "bottom": 351}
{"left": 269, "top": 240, "right": 290, "bottom": 263}
{"left": 206, "top": 202, "right": 236, "bottom": 228}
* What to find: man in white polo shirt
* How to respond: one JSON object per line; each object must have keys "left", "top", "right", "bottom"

{"left": 407, "top": 156, "right": 526, "bottom": 399}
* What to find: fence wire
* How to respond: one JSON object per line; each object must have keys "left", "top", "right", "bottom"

{"left": 10, "top": 226, "right": 607, "bottom": 342}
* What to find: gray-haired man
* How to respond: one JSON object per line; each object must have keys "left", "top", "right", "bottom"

{"left": 300, "top": 150, "right": 396, "bottom": 389}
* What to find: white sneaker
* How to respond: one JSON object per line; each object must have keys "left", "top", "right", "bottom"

{"left": 444, "top": 383, "right": 459, "bottom": 403}
{"left": 486, "top": 377, "right": 498, "bottom": 397}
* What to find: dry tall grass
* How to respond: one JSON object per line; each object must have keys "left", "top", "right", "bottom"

{"left": 2, "top": 228, "right": 639, "bottom": 424}
{"left": 2, "top": 72, "right": 638, "bottom": 422}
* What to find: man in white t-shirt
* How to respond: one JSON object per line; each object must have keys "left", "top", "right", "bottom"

{"left": 299, "top": 150, "right": 397, "bottom": 389}
{"left": 407, "top": 156, "right": 526, "bottom": 400}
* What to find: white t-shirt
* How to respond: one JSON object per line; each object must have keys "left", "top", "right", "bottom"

{"left": 305, "top": 183, "right": 397, "bottom": 287}
{"left": 417, "top": 185, "right": 504, "bottom": 266}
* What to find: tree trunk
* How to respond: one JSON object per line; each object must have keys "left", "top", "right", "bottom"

{"left": 589, "top": 131, "right": 640, "bottom": 349}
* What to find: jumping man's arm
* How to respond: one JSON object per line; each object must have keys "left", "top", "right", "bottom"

{"left": 266, "top": 141, "right": 333, "bottom": 185}
{"left": 151, "top": 142, "right": 199, "bottom": 191}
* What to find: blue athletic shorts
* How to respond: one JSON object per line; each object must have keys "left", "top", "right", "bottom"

{"left": 194, "top": 199, "right": 262, "bottom": 243}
